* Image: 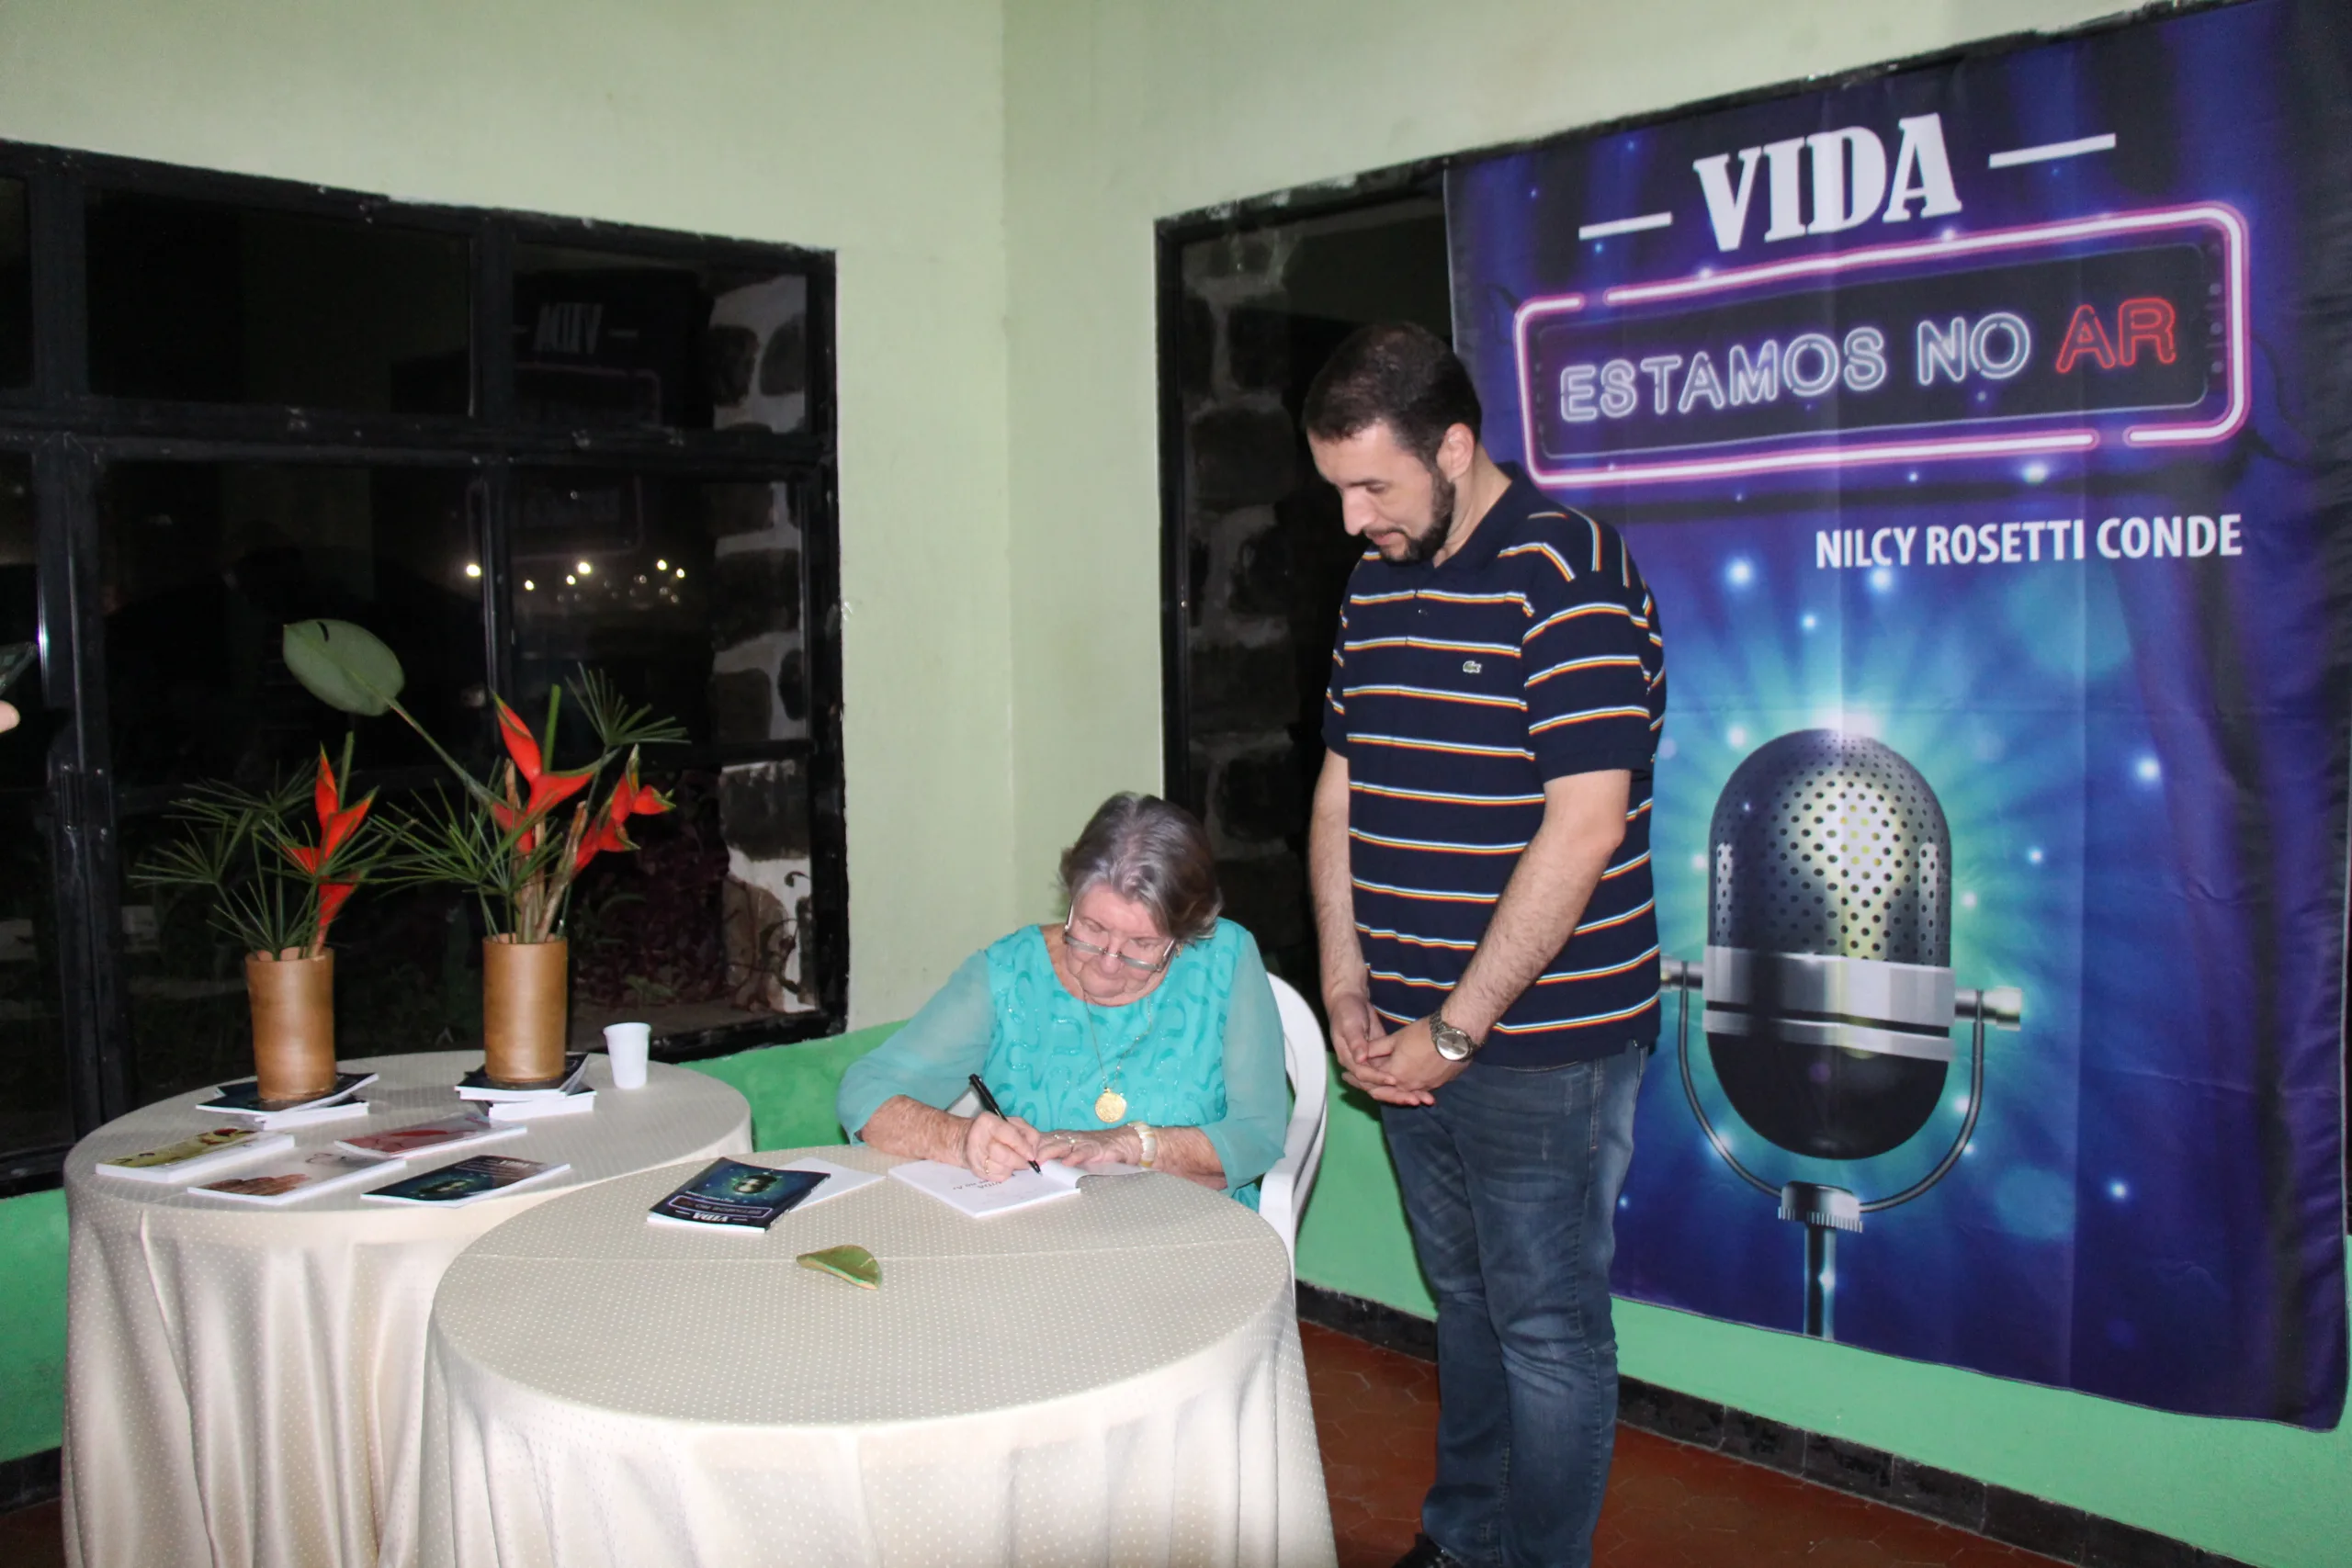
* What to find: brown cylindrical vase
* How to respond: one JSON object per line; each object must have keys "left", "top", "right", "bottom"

{"left": 481, "top": 936, "right": 570, "bottom": 1088}
{"left": 246, "top": 951, "right": 338, "bottom": 1106}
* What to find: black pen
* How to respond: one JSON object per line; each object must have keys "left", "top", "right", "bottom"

{"left": 967, "top": 1073, "right": 1040, "bottom": 1172}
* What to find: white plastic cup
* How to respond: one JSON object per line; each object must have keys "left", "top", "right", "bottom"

{"left": 603, "top": 1022, "right": 652, "bottom": 1089}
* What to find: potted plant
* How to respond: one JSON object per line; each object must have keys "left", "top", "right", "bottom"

{"left": 281, "top": 619, "right": 683, "bottom": 1086}
{"left": 133, "top": 740, "right": 383, "bottom": 1104}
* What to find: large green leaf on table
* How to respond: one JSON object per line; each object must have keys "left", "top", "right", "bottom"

{"left": 283, "top": 619, "right": 406, "bottom": 716}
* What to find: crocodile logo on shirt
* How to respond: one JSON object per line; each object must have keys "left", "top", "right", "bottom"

{"left": 1463, "top": 660, "right": 1483, "bottom": 674}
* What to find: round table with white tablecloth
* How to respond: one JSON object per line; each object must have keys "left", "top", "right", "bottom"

{"left": 62, "top": 1050, "right": 752, "bottom": 1568}
{"left": 418, "top": 1145, "right": 1337, "bottom": 1568}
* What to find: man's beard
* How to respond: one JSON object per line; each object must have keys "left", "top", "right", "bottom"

{"left": 1389, "top": 467, "right": 1457, "bottom": 564}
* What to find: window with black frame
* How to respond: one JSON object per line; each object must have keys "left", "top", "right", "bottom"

{"left": 0, "top": 145, "right": 842, "bottom": 1178}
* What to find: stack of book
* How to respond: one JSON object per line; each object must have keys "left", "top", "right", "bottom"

{"left": 193, "top": 1071, "right": 380, "bottom": 1131}
{"left": 455, "top": 1054, "right": 596, "bottom": 1122}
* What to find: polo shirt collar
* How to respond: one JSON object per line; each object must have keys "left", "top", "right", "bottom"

{"left": 1427, "top": 461, "right": 1544, "bottom": 577}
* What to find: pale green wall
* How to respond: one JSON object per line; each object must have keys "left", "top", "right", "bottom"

{"left": 0, "top": 0, "right": 1021, "bottom": 1026}
{"left": 1001, "top": 4, "right": 2346, "bottom": 1567}
{"left": 0, "top": 1190, "right": 68, "bottom": 1463}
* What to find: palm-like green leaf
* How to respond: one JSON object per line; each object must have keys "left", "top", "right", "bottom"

{"left": 378, "top": 790, "right": 564, "bottom": 895}
{"left": 132, "top": 776, "right": 315, "bottom": 953}
{"left": 571, "top": 666, "right": 687, "bottom": 752}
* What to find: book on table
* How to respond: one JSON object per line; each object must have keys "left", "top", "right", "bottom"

{"left": 455, "top": 1055, "right": 590, "bottom": 1101}
{"left": 196, "top": 1072, "right": 379, "bottom": 1129}
{"left": 486, "top": 1083, "right": 595, "bottom": 1122}
{"left": 191, "top": 1150, "right": 397, "bottom": 1205}
{"left": 334, "top": 1112, "right": 526, "bottom": 1161}
{"left": 647, "top": 1158, "right": 828, "bottom": 1232}
{"left": 776, "top": 1156, "right": 885, "bottom": 1209}
{"left": 361, "top": 1155, "right": 571, "bottom": 1207}
{"left": 885, "top": 1157, "right": 1103, "bottom": 1218}
{"left": 95, "top": 1127, "right": 296, "bottom": 1184}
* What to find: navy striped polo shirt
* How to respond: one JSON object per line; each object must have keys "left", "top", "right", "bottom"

{"left": 1322, "top": 466, "right": 1667, "bottom": 1067}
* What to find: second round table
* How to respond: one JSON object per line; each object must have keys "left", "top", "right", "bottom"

{"left": 419, "top": 1145, "right": 1336, "bottom": 1567}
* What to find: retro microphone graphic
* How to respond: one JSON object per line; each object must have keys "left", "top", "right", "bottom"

{"left": 1660, "top": 729, "right": 2022, "bottom": 1340}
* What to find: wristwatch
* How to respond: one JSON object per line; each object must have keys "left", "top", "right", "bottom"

{"left": 1428, "top": 1010, "right": 1480, "bottom": 1062}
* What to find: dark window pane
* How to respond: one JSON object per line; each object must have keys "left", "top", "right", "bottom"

{"left": 0, "top": 179, "right": 27, "bottom": 388}
{"left": 511, "top": 473, "right": 808, "bottom": 752}
{"left": 513, "top": 246, "right": 808, "bottom": 434}
{"left": 512, "top": 470, "right": 820, "bottom": 1037}
{"left": 1173, "top": 198, "right": 1450, "bottom": 995}
{"left": 86, "top": 192, "right": 470, "bottom": 414}
{"left": 0, "top": 455, "right": 70, "bottom": 1154}
{"left": 99, "top": 463, "right": 491, "bottom": 795}
{"left": 0, "top": 457, "right": 40, "bottom": 796}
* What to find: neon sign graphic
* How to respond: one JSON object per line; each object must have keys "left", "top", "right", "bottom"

{"left": 1511, "top": 204, "right": 2248, "bottom": 488}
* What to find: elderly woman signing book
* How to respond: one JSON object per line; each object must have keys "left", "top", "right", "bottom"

{"left": 838, "top": 793, "right": 1289, "bottom": 1206}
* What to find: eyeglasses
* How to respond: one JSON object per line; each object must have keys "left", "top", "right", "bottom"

{"left": 1064, "top": 925, "right": 1176, "bottom": 974}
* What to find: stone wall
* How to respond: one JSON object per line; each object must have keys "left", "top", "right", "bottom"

{"left": 1173, "top": 206, "right": 1453, "bottom": 993}
{"left": 1177, "top": 231, "right": 1326, "bottom": 987}
{"left": 706, "top": 274, "right": 819, "bottom": 1016}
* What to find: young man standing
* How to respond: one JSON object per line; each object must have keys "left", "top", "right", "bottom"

{"left": 1304, "top": 322, "right": 1666, "bottom": 1568}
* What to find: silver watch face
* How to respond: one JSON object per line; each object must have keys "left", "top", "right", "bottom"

{"left": 1431, "top": 1020, "right": 1476, "bottom": 1061}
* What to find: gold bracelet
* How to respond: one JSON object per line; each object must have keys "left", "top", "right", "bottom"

{"left": 1129, "top": 1121, "right": 1157, "bottom": 1169}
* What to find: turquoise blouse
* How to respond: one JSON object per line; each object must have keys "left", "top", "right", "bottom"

{"left": 836, "top": 919, "right": 1290, "bottom": 1207}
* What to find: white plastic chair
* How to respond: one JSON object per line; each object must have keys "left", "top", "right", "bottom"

{"left": 1259, "top": 974, "right": 1331, "bottom": 1268}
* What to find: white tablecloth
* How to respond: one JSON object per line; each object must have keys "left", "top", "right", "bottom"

{"left": 419, "top": 1145, "right": 1336, "bottom": 1568}
{"left": 62, "top": 1050, "right": 752, "bottom": 1568}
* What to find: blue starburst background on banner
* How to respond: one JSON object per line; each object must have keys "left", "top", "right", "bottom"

{"left": 1442, "top": 0, "right": 2349, "bottom": 1425}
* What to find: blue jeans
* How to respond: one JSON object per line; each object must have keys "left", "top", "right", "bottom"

{"left": 1383, "top": 1043, "right": 1648, "bottom": 1568}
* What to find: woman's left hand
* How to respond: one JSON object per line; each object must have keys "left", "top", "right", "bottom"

{"left": 1037, "top": 1127, "right": 1133, "bottom": 1167}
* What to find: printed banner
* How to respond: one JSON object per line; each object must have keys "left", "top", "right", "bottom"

{"left": 1448, "top": 0, "right": 2350, "bottom": 1425}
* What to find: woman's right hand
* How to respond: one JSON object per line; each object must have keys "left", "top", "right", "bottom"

{"left": 960, "top": 1111, "right": 1043, "bottom": 1182}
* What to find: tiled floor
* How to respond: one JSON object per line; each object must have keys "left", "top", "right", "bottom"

{"left": 0, "top": 1325, "right": 2060, "bottom": 1568}
{"left": 1301, "top": 1320, "right": 2065, "bottom": 1568}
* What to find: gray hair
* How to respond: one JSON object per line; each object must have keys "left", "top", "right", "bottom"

{"left": 1057, "top": 793, "right": 1223, "bottom": 944}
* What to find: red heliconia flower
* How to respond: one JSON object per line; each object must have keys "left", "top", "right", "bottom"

{"left": 315, "top": 750, "right": 372, "bottom": 858}
{"left": 284, "top": 750, "right": 374, "bottom": 953}
{"left": 286, "top": 750, "right": 373, "bottom": 874}
{"left": 317, "top": 883, "right": 356, "bottom": 933}
{"left": 493, "top": 696, "right": 595, "bottom": 824}
{"left": 605, "top": 765, "right": 673, "bottom": 829}
{"left": 490, "top": 801, "right": 537, "bottom": 856}
{"left": 570, "top": 754, "right": 674, "bottom": 876}
{"left": 572, "top": 816, "right": 632, "bottom": 875}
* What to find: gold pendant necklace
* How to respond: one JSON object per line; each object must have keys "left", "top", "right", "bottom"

{"left": 1080, "top": 988, "right": 1159, "bottom": 1124}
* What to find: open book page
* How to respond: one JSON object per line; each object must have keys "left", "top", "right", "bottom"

{"left": 887, "top": 1157, "right": 1152, "bottom": 1216}
{"left": 888, "top": 1158, "right": 1085, "bottom": 1217}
